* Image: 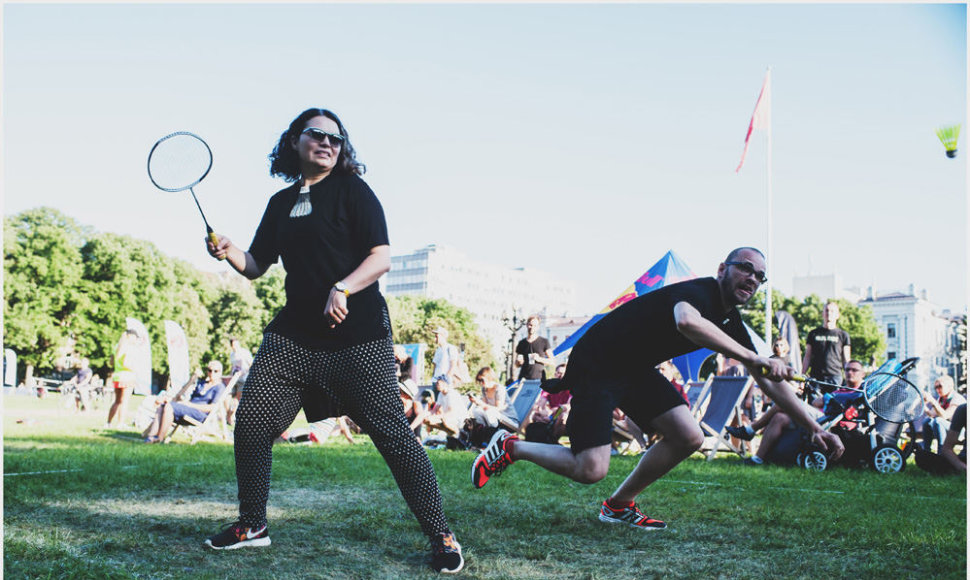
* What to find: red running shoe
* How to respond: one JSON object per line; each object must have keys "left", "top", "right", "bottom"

{"left": 598, "top": 500, "right": 667, "bottom": 530}
{"left": 471, "top": 429, "right": 517, "bottom": 489}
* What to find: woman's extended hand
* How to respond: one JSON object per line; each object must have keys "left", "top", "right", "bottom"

{"left": 324, "top": 288, "right": 349, "bottom": 328}
{"left": 206, "top": 234, "right": 232, "bottom": 261}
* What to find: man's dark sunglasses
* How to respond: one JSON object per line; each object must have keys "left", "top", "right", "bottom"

{"left": 302, "top": 127, "right": 345, "bottom": 147}
{"left": 725, "top": 261, "right": 767, "bottom": 284}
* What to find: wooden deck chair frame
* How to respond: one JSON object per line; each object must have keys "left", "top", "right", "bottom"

{"left": 166, "top": 372, "right": 240, "bottom": 444}
{"left": 684, "top": 380, "right": 712, "bottom": 420}
{"left": 696, "top": 375, "right": 754, "bottom": 460}
{"left": 497, "top": 379, "right": 544, "bottom": 434}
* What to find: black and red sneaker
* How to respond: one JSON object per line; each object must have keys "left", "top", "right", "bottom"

{"left": 598, "top": 500, "right": 666, "bottom": 530}
{"left": 204, "top": 521, "right": 271, "bottom": 549}
{"left": 471, "top": 429, "right": 518, "bottom": 489}
{"left": 430, "top": 531, "right": 464, "bottom": 574}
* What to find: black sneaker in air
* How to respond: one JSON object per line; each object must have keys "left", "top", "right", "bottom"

{"left": 725, "top": 425, "right": 755, "bottom": 441}
{"left": 430, "top": 532, "right": 464, "bottom": 574}
{"left": 204, "top": 522, "right": 271, "bottom": 550}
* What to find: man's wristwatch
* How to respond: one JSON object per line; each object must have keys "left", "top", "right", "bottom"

{"left": 333, "top": 281, "right": 350, "bottom": 296}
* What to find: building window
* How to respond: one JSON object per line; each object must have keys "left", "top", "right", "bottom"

{"left": 886, "top": 323, "right": 896, "bottom": 339}
{"left": 887, "top": 351, "right": 896, "bottom": 361}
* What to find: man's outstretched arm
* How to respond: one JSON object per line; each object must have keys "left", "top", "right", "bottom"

{"left": 673, "top": 301, "right": 844, "bottom": 459}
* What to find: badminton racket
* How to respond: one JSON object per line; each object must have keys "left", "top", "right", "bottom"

{"left": 764, "top": 369, "right": 924, "bottom": 424}
{"left": 147, "top": 131, "right": 222, "bottom": 259}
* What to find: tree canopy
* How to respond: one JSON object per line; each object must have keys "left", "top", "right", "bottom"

{"left": 385, "top": 295, "right": 495, "bottom": 385}
{"left": 741, "top": 289, "right": 887, "bottom": 367}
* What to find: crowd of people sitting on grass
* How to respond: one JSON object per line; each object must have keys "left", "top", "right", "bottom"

{"left": 20, "top": 313, "right": 967, "bottom": 474}
{"left": 379, "top": 309, "right": 964, "bottom": 478}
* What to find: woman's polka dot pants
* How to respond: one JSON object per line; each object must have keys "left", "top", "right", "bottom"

{"left": 233, "top": 331, "right": 451, "bottom": 538}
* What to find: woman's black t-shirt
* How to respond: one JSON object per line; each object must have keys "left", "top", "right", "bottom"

{"left": 248, "top": 173, "right": 390, "bottom": 351}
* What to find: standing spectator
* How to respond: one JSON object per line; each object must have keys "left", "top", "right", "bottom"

{"left": 801, "top": 301, "right": 851, "bottom": 385}
{"left": 226, "top": 337, "right": 254, "bottom": 426}
{"left": 106, "top": 330, "right": 138, "bottom": 428}
{"left": 202, "top": 107, "right": 462, "bottom": 572}
{"left": 922, "top": 375, "right": 966, "bottom": 451}
{"left": 772, "top": 337, "right": 790, "bottom": 361}
{"left": 64, "top": 357, "right": 94, "bottom": 411}
{"left": 431, "top": 327, "right": 460, "bottom": 387}
{"left": 515, "top": 315, "right": 555, "bottom": 381}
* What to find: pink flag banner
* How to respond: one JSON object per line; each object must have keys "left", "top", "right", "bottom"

{"left": 736, "top": 70, "right": 771, "bottom": 173}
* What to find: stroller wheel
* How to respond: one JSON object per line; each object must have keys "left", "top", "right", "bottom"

{"left": 871, "top": 444, "right": 905, "bottom": 473}
{"left": 800, "top": 450, "right": 827, "bottom": 471}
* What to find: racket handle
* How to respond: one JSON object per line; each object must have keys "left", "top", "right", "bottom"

{"left": 760, "top": 366, "right": 806, "bottom": 382}
{"left": 208, "top": 231, "right": 225, "bottom": 261}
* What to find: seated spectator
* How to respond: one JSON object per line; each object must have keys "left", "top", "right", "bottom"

{"left": 226, "top": 337, "right": 253, "bottom": 426}
{"left": 812, "top": 360, "right": 865, "bottom": 412}
{"left": 729, "top": 359, "right": 865, "bottom": 445}
{"left": 939, "top": 403, "right": 966, "bottom": 473}
{"left": 283, "top": 416, "right": 358, "bottom": 445}
{"left": 413, "top": 378, "right": 468, "bottom": 438}
{"left": 143, "top": 361, "right": 226, "bottom": 443}
{"left": 922, "top": 375, "right": 966, "bottom": 452}
{"left": 394, "top": 345, "right": 416, "bottom": 389}
{"left": 523, "top": 363, "right": 571, "bottom": 443}
{"left": 468, "top": 367, "right": 508, "bottom": 429}
{"left": 658, "top": 360, "right": 689, "bottom": 406}
{"left": 741, "top": 402, "right": 823, "bottom": 466}
{"left": 612, "top": 407, "right": 648, "bottom": 455}
{"left": 399, "top": 379, "right": 420, "bottom": 425}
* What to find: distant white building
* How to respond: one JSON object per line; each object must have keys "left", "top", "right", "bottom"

{"left": 381, "top": 244, "right": 577, "bottom": 363}
{"left": 858, "top": 284, "right": 956, "bottom": 390}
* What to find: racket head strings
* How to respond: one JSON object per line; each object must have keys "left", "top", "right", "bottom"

{"left": 147, "top": 132, "right": 213, "bottom": 192}
{"left": 863, "top": 373, "right": 924, "bottom": 423}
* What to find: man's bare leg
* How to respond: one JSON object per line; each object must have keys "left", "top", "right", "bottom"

{"left": 512, "top": 441, "right": 612, "bottom": 483}
{"left": 609, "top": 405, "right": 704, "bottom": 503}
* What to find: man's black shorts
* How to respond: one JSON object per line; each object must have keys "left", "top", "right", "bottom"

{"left": 564, "top": 358, "right": 687, "bottom": 454}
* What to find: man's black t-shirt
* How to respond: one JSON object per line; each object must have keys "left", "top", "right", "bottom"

{"left": 516, "top": 336, "right": 552, "bottom": 380}
{"left": 568, "top": 277, "right": 756, "bottom": 377}
{"left": 249, "top": 173, "right": 390, "bottom": 350}
{"left": 805, "top": 327, "right": 850, "bottom": 380}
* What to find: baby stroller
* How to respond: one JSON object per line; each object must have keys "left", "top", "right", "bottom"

{"left": 794, "top": 358, "right": 922, "bottom": 473}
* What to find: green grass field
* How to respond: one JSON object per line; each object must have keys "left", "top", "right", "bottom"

{"left": 3, "top": 394, "right": 967, "bottom": 579}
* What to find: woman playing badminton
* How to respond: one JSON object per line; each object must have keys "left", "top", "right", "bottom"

{"left": 202, "top": 108, "right": 463, "bottom": 573}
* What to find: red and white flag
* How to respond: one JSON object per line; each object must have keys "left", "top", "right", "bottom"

{"left": 736, "top": 69, "right": 771, "bottom": 173}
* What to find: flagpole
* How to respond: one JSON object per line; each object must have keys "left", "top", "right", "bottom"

{"left": 764, "top": 67, "right": 773, "bottom": 346}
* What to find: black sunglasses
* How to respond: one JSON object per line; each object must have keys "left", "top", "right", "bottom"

{"left": 301, "top": 127, "right": 345, "bottom": 147}
{"left": 725, "top": 261, "right": 767, "bottom": 284}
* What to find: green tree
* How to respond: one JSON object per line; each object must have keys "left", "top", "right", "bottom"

{"left": 741, "top": 290, "right": 886, "bottom": 368}
{"left": 74, "top": 232, "right": 213, "bottom": 381}
{"left": 3, "top": 208, "right": 90, "bottom": 376}
{"left": 386, "top": 295, "right": 494, "bottom": 389}
{"left": 203, "top": 274, "right": 264, "bottom": 367}
{"left": 253, "top": 265, "right": 286, "bottom": 328}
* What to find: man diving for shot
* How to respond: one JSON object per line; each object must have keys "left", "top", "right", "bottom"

{"left": 471, "top": 247, "right": 844, "bottom": 529}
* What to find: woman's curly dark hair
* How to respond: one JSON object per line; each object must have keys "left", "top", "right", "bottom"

{"left": 268, "top": 108, "right": 365, "bottom": 182}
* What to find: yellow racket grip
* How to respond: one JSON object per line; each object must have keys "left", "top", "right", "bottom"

{"left": 208, "top": 231, "right": 225, "bottom": 261}
{"left": 760, "top": 366, "right": 806, "bottom": 382}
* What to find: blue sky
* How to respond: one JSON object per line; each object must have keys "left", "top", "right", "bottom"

{"left": 3, "top": 3, "right": 967, "bottom": 315}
